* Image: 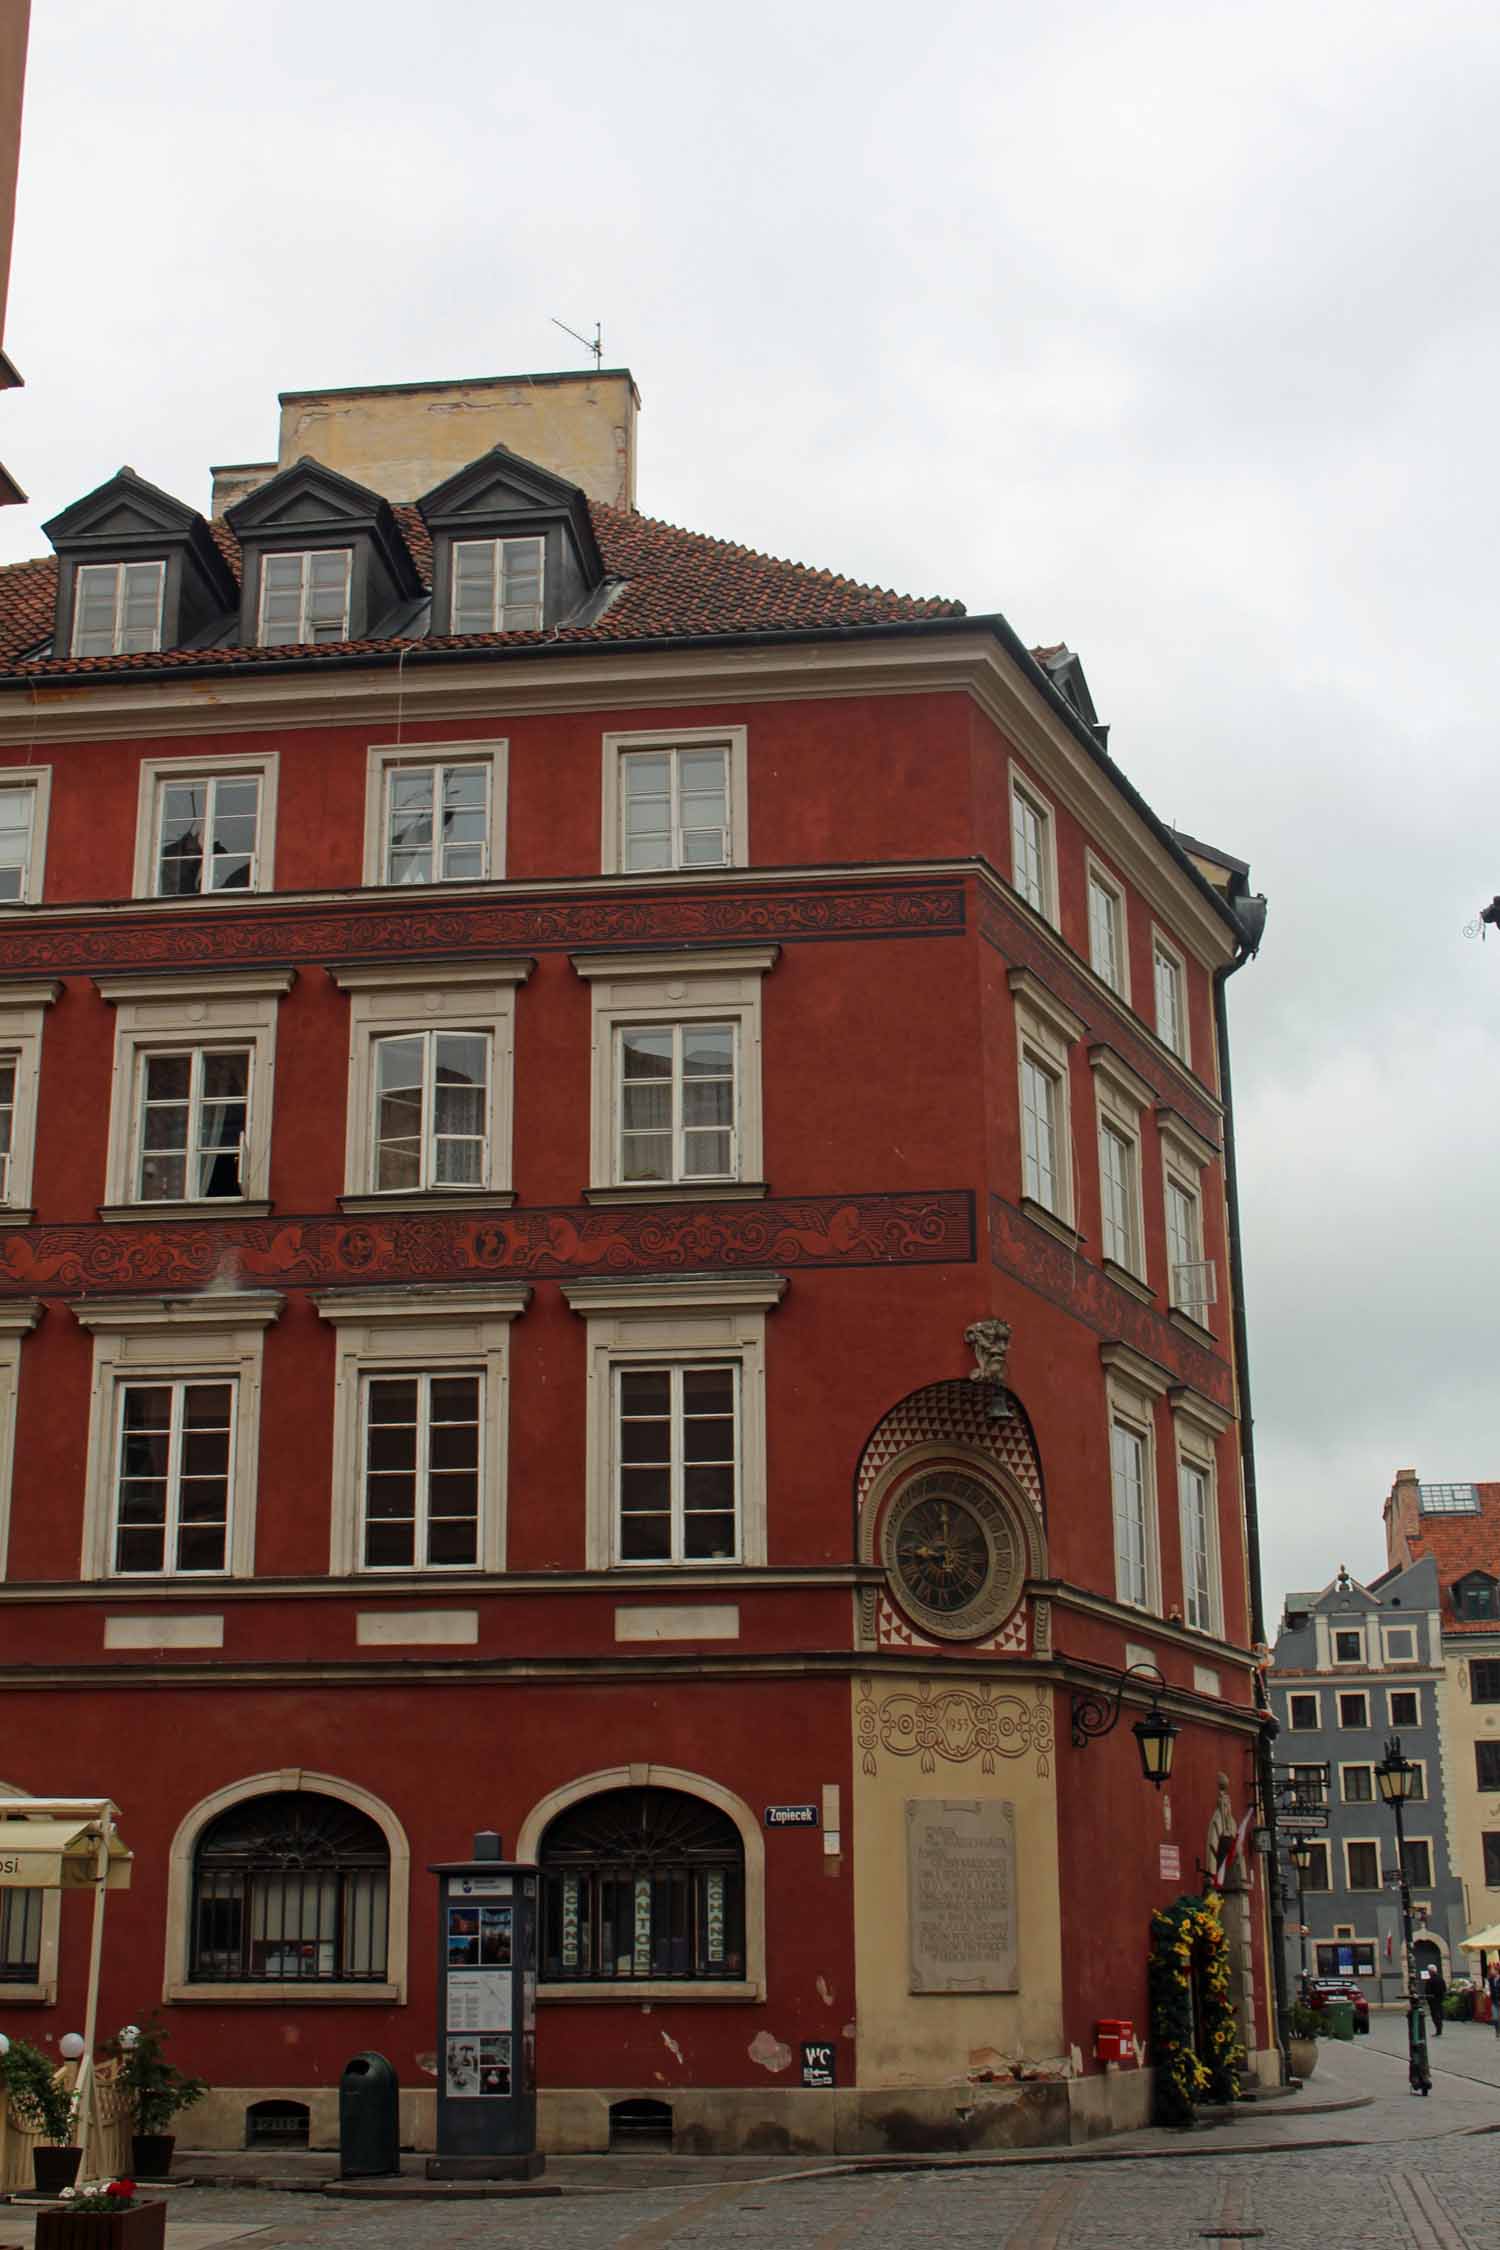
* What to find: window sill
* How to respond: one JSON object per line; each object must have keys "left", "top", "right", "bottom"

{"left": 583, "top": 1182, "right": 769, "bottom": 1207}
{"left": 1169, "top": 1308, "right": 1217, "bottom": 1346}
{"left": 1102, "top": 1257, "right": 1153, "bottom": 1304}
{"left": 538, "top": 1978, "right": 761, "bottom": 2004}
{"left": 339, "top": 1191, "right": 516, "bottom": 1216}
{"left": 0, "top": 1207, "right": 33, "bottom": 1229}
{"left": 128, "top": 889, "right": 276, "bottom": 909}
{"left": 166, "top": 1980, "right": 403, "bottom": 2005}
{"left": 0, "top": 1981, "right": 53, "bottom": 2004}
{"left": 1019, "top": 1196, "right": 1082, "bottom": 1252}
{"left": 99, "top": 1201, "right": 272, "bottom": 1224}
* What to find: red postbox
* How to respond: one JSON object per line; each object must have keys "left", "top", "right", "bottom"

{"left": 1095, "top": 2018, "right": 1135, "bottom": 2064}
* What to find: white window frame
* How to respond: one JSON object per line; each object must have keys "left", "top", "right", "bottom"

{"left": 71, "top": 559, "right": 166, "bottom": 659}
{"left": 0, "top": 1300, "right": 39, "bottom": 1580}
{"left": 563, "top": 1273, "right": 784, "bottom": 1572}
{"left": 73, "top": 1292, "right": 282, "bottom": 1581}
{"left": 132, "top": 754, "right": 279, "bottom": 901}
{"left": 574, "top": 947, "right": 775, "bottom": 1200}
{"left": 614, "top": 1017, "right": 740, "bottom": 1187}
{"left": 1101, "top": 1343, "right": 1168, "bottom": 1616}
{"left": 1009, "top": 969, "right": 1081, "bottom": 1236}
{"left": 331, "top": 959, "right": 530, "bottom": 1211}
{"left": 1151, "top": 927, "right": 1190, "bottom": 1064}
{"left": 315, "top": 1287, "right": 528, "bottom": 1577}
{"left": 1085, "top": 852, "right": 1129, "bottom": 1000}
{"left": 1159, "top": 1109, "right": 1217, "bottom": 1331}
{"left": 1091, "top": 1045, "right": 1150, "bottom": 1284}
{"left": 1383, "top": 1625, "right": 1418, "bottom": 1665}
{"left": 255, "top": 546, "right": 353, "bottom": 645}
{"left": 1287, "top": 1690, "right": 1322, "bottom": 1731}
{"left": 1343, "top": 1836, "right": 1383, "bottom": 1892}
{"left": 600, "top": 727, "right": 749, "bottom": 876}
{"left": 1173, "top": 1421, "right": 1221, "bottom": 1636}
{"left": 362, "top": 741, "right": 507, "bottom": 888}
{"left": 98, "top": 970, "right": 293, "bottom": 1217}
{"left": 0, "top": 767, "right": 52, "bottom": 908}
{"left": 0, "top": 1780, "right": 62, "bottom": 2004}
{"left": 1332, "top": 1625, "right": 1366, "bottom": 1666}
{"left": 108, "top": 1373, "right": 239, "bottom": 1580}
{"left": 1387, "top": 1687, "right": 1421, "bottom": 1729}
{"left": 610, "top": 1358, "right": 742, "bottom": 1567}
{"left": 1008, "top": 763, "right": 1058, "bottom": 925}
{"left": 449, "top": 535, "right": 545, "bottom": 634}
{"left": 0, "top": 980, "right": 59, "bottom": 1221}
{"left": 1339, "top": 1761, "right": 1377, "bottom": 1806}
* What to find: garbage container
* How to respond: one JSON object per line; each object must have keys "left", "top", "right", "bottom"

{"left": 1324, "top": 2001, "right": 1356, "bottom": 2041}
{"left": 339, "top": 2052, "right": 400, "bottom": 2178}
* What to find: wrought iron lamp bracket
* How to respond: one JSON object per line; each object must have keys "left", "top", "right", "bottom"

{"left": 1070, "top": 1661, "right": 1167, "bottom": 1750}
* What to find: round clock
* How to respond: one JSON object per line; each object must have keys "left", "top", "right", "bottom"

{"left": 880, "top": 1467, "right": 1026, "bottom": 1642}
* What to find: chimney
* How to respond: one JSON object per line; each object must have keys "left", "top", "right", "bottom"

{"left": 1384, "top": 1467, "right": 1421, "bottom": 1570}
{"left": 210, "top": 367, "right": 640, "bottom": 518}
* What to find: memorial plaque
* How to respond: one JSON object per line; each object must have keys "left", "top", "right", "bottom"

{"left": 906, "top": 1798, "right": 1017, "bottom": 1993}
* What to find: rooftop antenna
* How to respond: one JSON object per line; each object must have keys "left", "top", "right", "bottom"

{"left": 551, "top": 317, "right": 603, "bottom": 371}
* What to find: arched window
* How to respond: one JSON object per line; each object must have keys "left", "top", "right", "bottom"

{"left": 190, "top": 1790, "right": 389, "bottom": 1984}
{"left": 539, "top": 1787, "right": 744, "bottom": 1984}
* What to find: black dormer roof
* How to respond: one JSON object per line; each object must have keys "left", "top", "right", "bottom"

{"left": 418, "top": 444, "right": 605, "bottom": 634}
{"left": 225, "top": 457, "right": 423, "bottom": 643}
{"left": 42, "top": 466, "right": 237, "bottom": 656}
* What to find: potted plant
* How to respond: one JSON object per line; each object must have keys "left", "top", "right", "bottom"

{"left": 1287, "top": 2000, "right": 1319, "bottom": 2081}
{"left": 35, "top": 2178, "right": 166, "bottom": 2248}
{"left": 0, "top": 2035, "right": 82, "bottom": 2193}
{"left": 110, "top": 2021, "right": 207, "bottom": 2179}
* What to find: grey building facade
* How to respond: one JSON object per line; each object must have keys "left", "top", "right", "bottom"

{"left": 1269, "top": 1558, "right": 1465, "bottom": 2005}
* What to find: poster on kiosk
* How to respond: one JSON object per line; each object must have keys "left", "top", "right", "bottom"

{"left": 428, "top": 1832, "right": 543, "bottom": 2179}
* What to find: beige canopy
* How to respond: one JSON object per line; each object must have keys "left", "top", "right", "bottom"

{"left": 1459, "top": 1923, "right": 1500, "bottom": 1952}
{"left": 0, "top": 1811, "right": 132, "bottom": 1890}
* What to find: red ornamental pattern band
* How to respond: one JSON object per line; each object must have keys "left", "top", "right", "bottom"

{"left": 0, "top": 1190, "right": 976, "bottom": 1297}
{"left": 0, "top": 880, "right": 965, "bottom": 980}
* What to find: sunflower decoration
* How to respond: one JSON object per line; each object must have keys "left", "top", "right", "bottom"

{"left": 1147, "top": 1890, "right": 1245, "bottom": 2126}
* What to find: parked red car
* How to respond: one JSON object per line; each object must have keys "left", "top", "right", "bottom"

{"left": 1303, "top": 1976, "right": 1371, "bottom": 2032}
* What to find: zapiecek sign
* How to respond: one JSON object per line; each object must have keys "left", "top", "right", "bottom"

{"left": 765, "top": 1805, "right": 819, "bottom": 1828}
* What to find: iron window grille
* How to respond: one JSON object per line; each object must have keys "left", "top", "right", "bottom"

{"left": 0, "top": 1886, "right": 41, "bottom": 1981}
{"left": 619, "top": 745, "right": 731, "bottom": 872}
{"left": 540, "top": 1788, "right": 745, "bottom": 1983}
{"left": 155, "top": 774, "right": 261, "bottom": 895}
{"left": 257, "top": 549, "right": 352, "bottom": 645}
{"left": 190, "top": 1791, "right": 389, "bottom": 1984}
{"left": 450, "top": 537, "right": 544, "bottom": 634}
{"left": 72, "top": 560, "right": 165, "bottom": 658}
{"left": 382, "top": 761, "right": 491, "bottom": 885}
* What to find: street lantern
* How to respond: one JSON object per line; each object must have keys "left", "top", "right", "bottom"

{"left": 1287, "top": 1834, "right": 1313, "bottom": 1872}
{"left": 1071, "top": 1663, "right": 1178, "bottom": 1788}
{"left": 1131, "top": 1702, "right": 1180, "bottom": 1788}
{"left": 1375, "top": 1734, "right": 1431, "bottom": 2096}
{"left": 1376, "top": 1739, "right": 1418, "bottom": 1806}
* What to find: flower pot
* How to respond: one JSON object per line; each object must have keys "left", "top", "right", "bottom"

{"left": 1288, "top": 2036, "right": 1318, "bottom": 2080}
{"left": 34, "top": 2200, "right": 167, "bottom": 2249}
{"left": 129, "top": 2133, "right": 175, "bottom": 2178}
{"left": 32, "top": 2145, "right": 84, "bottom": 2196}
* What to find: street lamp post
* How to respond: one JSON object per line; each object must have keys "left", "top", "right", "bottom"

{"left": 1376, "top": 1735, "right": 1431, "bottom": 2097}
{"left": 1286, "top": 1835, "right": 1313, "bottom": 1991}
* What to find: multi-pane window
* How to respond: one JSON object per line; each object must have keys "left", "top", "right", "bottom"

{"left": 0, "top": 1053, "right": 14, "bottom": 1204}
{"left": 135, "top": 1047, "right": 249, "bottom": 1201}
{"left": 620, "top": 746, "right": 730, "bottom": 872}
{"left": 1301, "top": 1841, "right": 1331, "bottom": 1891}
{"left": 1406, "top": 1764, "right": 1426, "bottom": 1801}
{"left": 1166, "top": 1174, "right": 1205, "bottom": 1315}
{"left": 191, "top": 1791, "right": 389, "bottom": 1984}
{"left": 1389, "top": 1690, "right": 1420, "bottom": 1728}
{"left": 450, "top": 537, "right": 544, "bottom": 634}
{"left": 616, "top": 1023, "right": 736, "bottom": 1184}
{"left": 112, "top": 1379, "right": 234, "bottom": 1575}
{"left": 1401, "top": 1839, "right": 1433, "bottom": 1889}
{"left": 382, "top": 762, "right": 491, "bottom": 885}
{"left": 1288, "top": 1693, "right": 1320, "bottom": 1730}
{"left": 1178, "top": 1458, "right": 1213, "bottom": 1631}
{"left": 372, "top": 1031, "right": 490, "bottom": 1191}
{"left": 1342, "top": 1765, "right": 1374, "bottom": 1803}
{"left": 540, "top": 1787, "right": 745, "bottom": 1983}
{"left": 614, "top": 1362, "right": 739, "bottom": 1564}
{"left": 1471, "top": 1661, "right": 1500, "bottom": 1703}
{"left": 1476, "top": 1743, "right": 1500, "bottom": 1790}
{"left": 1337, "top": 1691, "right": 1369, "bottom": 1728}
{"left": 1460, "top": 1578, "right": 1499, "bottom": 1620}
{"left": 1021, "top": 1055, "right": 1062, "bottom": 1212}
{"left": 1333, "top": 1628, "right": 1363, "bottom": 1663}
{"left": 1088, "top": 872, "right": 1125, "bottom": 993}
{"left": 1346, "top": 1840, "right": 1380, "bottom": 1890}
{"left": 0, "top": 787, "right": 36, "bottom": 901}
{"left": 1154, "top": 940, "right": 1186, "bottom": 1058}
{"left": 0, "top": 1886, "right": 41, "bottom": 1981}
{"left": 72, "top": 560, "right": 165, "bottom": 658}
{"left": 155, "top": 774, "right": 261, "bottom": 895}
{"left": 1011, "top": 783, "right": 1050, "bottom": 915}
{"left": 1484, "top": 1832, "right": 1500, "bottom": 1887}
{"left": 361, "top": 1372, "right": 481, "bottom": 1569}
{"left": 1110, "top": 1418, "right": 1150, "bottom": 1608}
{"left": 1286, "top": 1764, "right": 1328, "bottom": 1808}
{"left": 1099, "top": 1121, "right": 1137, "bottom": 1268}
{"left": 257, "top": 549, "right": 351, "bottom": 645}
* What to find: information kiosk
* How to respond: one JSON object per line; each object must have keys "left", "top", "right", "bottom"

{"left": 427, "top": 1830, "right": 543, "bottom": 2179}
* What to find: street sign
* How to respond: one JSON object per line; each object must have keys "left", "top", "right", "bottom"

{"left": 1278, "top": 1811, "right": 1328, "bottom": 1832}
{"left": 765, "top": 1805, "right": 818, "bottom": 1828}
{"left": 801, "top": 2042, "right": 836, "bottom": 2088}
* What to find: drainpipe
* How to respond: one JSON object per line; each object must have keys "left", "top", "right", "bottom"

{"left": 1212, "top": 888, "right": 1292, "bottom": 2086}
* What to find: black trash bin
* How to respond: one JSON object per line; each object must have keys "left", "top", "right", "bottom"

{"left": 338, "top": 2051, "right": 400, "bottom": 2178}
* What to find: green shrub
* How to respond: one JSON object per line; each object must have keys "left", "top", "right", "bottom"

{"left": 0, "top": 2038, "right": 76, "bottom": 2143}
{"left": 110, "top": 2019, "right": 208, "bottom": 2136}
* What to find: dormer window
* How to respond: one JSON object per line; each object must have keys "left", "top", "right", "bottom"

{"left": 257, "top": 549, "right": 352, "bottom": 645}
{"left": 1457, "top": 1574, "right": 1498, "bottom": 1621}
{"left": 451, "top": 537, "right": 544, "bottom": 634}
{"left": 71, "top": 560, "right": 165, "bottom": 657}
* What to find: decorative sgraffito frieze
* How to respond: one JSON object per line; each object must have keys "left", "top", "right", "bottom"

{"left": 0, "top": 880, "right": 966, "bottom": 980}
{"left": 0, "top": 1190, "right": 976, "bottom": 1298}
{"left": 856, "top": 1677, "right": 1054, "bottom": 1778}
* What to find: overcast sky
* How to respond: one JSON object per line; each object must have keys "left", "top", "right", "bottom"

{"left": 5, "top": 0, "right": 1495, "bottom": 1620}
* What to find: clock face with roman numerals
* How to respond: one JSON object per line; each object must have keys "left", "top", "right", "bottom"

{"left": 880, "top": 1468, "right": 1026, "bottom": 1642}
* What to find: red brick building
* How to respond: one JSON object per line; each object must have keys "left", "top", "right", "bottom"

{"left": 0, "top": 370, "right": 1275, "bottom": 2151}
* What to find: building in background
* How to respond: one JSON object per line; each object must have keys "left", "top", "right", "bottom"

{"left": 1385, "top": 1470, "right": 1500, "bottom": 1946}
{"left": 1268, "top": 1559, "right": 1463, "bottom": 2000}
{"left": 0, "top": 367, "right": 1273, "bottom": 2152}
{"left": 0, "top": 0, "right": 28, "bottom": 504}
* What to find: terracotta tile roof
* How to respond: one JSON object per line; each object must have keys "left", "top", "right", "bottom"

{"left": 1405, "top": 1483, "right": 1500, "bottom": 1631}
{"left": 0, "top": 498, "right": 964, "bottom": 678}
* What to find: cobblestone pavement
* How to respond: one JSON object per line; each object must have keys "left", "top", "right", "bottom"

{"left": 1364, "top": 2007, "right": 1500, "bottom": 2088}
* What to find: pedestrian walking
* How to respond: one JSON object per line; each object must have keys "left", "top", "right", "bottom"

{"left": 1425, "top": 1961, "right": 1446, "bottom": 2035}
{"left": 1487, "top": 1963, "right": 1500, "bottom": 2036}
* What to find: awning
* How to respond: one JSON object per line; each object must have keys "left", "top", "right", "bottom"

{"left": 0, "top": 1816, "right": 133, "bottom": 1891}
{"left": 1459, "top": 1923, "right": 1500, "bottom": 1952}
